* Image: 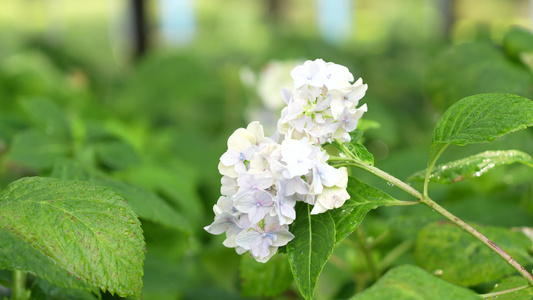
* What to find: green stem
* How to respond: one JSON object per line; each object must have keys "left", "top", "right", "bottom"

{"left": 424, "top": 144, "right": 449, "bottom": 197}
{"left": 12, "top": 270, "right": 27, "bottom": 300}
{"left": 421, "top": 196, "right": 533, "bottom": 286}
{"left": 355, "top": 228, "right": 380, "bottom": 281}
{"left": 479, "top": 284, "right": 531, "bottom": 298}
{"left": 330, "top": 155, "right": 533, "bottom": 286}
{"left": 329, "top": 160, "right": 423, "bottom": 200}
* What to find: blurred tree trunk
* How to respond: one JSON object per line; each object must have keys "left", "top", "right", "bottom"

{"left": 441, "top": 0, "right": 456, "bottom": 41}
{"left": 131, "top": 0, "right": 148, "bottom": 59}
{"left": 265, "top": 0, "right": 283, "bottom": 22}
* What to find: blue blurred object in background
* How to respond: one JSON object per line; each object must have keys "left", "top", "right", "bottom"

{"left": 316, "top": 0, "right": 352, "bottom": 44}
{"left": 158, "top": 0, "right": 196, "bottom": 47}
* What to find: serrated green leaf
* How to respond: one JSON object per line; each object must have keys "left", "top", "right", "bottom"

{"left": 240, "top": 253, "right": 292, "bottom": 297}
{"left": 350, "top": 265, "right": 479, "bottom": 300}
{"left": 414, "top": 222, "right": 533, "bottom": 286}
{"left": 0, "top": 228, "right": 94, "bottom": 292}
{"left": 0, "top": 177, "right": 145, "bottom": 298}
{"left": 427, "top": 93, "right": 533, "bottom": 185}
{"left": 488, "top": 276, "right": 533, "bottom": 300}
{"left": 8, "top": 129, "right": 69, "bottom": 170}
{"left": 95, "top": 141, "right": 141, "bottom": 170}
{"left": 51, "top": 160, "right": 190, "bottom": 233}
{"left": 410, "top": 150, "right": 533, "bottom": 184}
{"left": 432, "top": 94, "right": 533, "bottom": 146}
{"left": 20, "top": 98, "right": 70, "bottom": 141}
{"left": 345, "top": 142, "right": 374, "bottom": 165}
{"left": 331, "top": 177, "right": 401, "bottom": 242}
{"left": 287, "top": 202, "right": 335, "bottom": 300}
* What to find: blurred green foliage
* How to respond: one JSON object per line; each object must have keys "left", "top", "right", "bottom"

{"left": 0, "top": 2, "right": 532, "bottom": 297}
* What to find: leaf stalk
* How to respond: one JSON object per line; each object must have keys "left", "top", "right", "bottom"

{"left": 330, "top": 155, "right": 533, "bottom": 286}
{"left": 12, "top": 269, "right": 28, "bottom": 300}
{"left": 479, "top": 284, "right": 531, "bottom": 298}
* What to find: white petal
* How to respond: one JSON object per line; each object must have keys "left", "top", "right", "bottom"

{"left": 310, "top": 201, "right": 328, "bottom": 215}
{"left": 220, "top": 150, "right": 237, "bottom": 166}
{"left": 329, "top": 96, "right": 345, "bottom": 119}
{"left": 227, "top": 129, "right": 254, "bottom": 151}
{"left": 246, "top": 121, "right": 265, "bottom": 143}
{"left": 235, "top": 229, "right": 260, "bottom": 250}
{"left": 316, "top": 187, "right": 350, "bottom": 210}
{"left": 218, "top": 162, "right": 238, "bottom": 178}
{"left": 271, "top": 230, "right": 294, "bottom": 247}
{"left": 235, "top": 246, "right": 247, "bottom": 254}
{"left": 281, "top": 88, "right": 292, "bottom": 105}
{"left": 223, "top": 232, "right": 238, "bottom": 247}
{"left": 247, "top": 206, "right": 265, "bottom": 224}
{"left": 254, "top": 246, "right": 277, "bottom": 263}
{"left": 320, "top": 164, "right": 344, "bottom": 187}
{"left": 234, "top": 194, "right": 257, "bottom": 213}
{"left": 213, "top": 196, "right": 233, "bottom": 215}
{"left": 335, "top": 167, "right": 348, "bottom": 188}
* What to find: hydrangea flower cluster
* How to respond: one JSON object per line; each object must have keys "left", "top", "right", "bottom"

{"left": 205, "top": 59, "right": 368, "bottom": 263}
{"left": 279, "top": 59, "right": 368, "bottom": 145}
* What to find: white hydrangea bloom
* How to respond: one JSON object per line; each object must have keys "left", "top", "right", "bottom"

{"left": 207, "top": 59, "right": 368, "bottom": 263}
{"left": 278, "top": 59, "right": 368, "bottom": 144}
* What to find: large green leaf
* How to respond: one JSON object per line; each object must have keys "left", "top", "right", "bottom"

{"left": 432, "top": 94, "right": 533, "bottom": 146}
{"left": 51, "top": 160, "right": 190, "bottom": 233}
{"left": 350, "top": 265, "right": 479, "bottom": 300}
{"left": 488, "top": 276, "right": 533, "bottom": 300}
{"left": 410, "top": 150, "right": 533, "bottom": 184}
{"left": 0, "top": 228, "right": 94, "bottom": 292}
{"left": 0, "top": 177, "right": 145, "bottom": 298}
{"left": 414, "top": 222, "right": 533, "bottom": 287}
{"left": 330, "top": 176, "right": 402, "bottom": 242}
{"left": 428, "top": 93, "right": 533, "bottom": 182}
{"left": 240, "top": 253, "right": 293, "bottom": 297}
{"left": 8, "top": 129, "right": 69, "bottom": 169}
{"left": 287, "top": 202, "right": 336, "bottom": 300}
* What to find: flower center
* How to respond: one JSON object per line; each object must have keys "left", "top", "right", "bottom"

{"left": 261, "top": 232, "right": 275, "bottom": 240}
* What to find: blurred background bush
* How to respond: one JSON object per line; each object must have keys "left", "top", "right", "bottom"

{"left": 1, "top": 0, "right": 533, "bottom": 299}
